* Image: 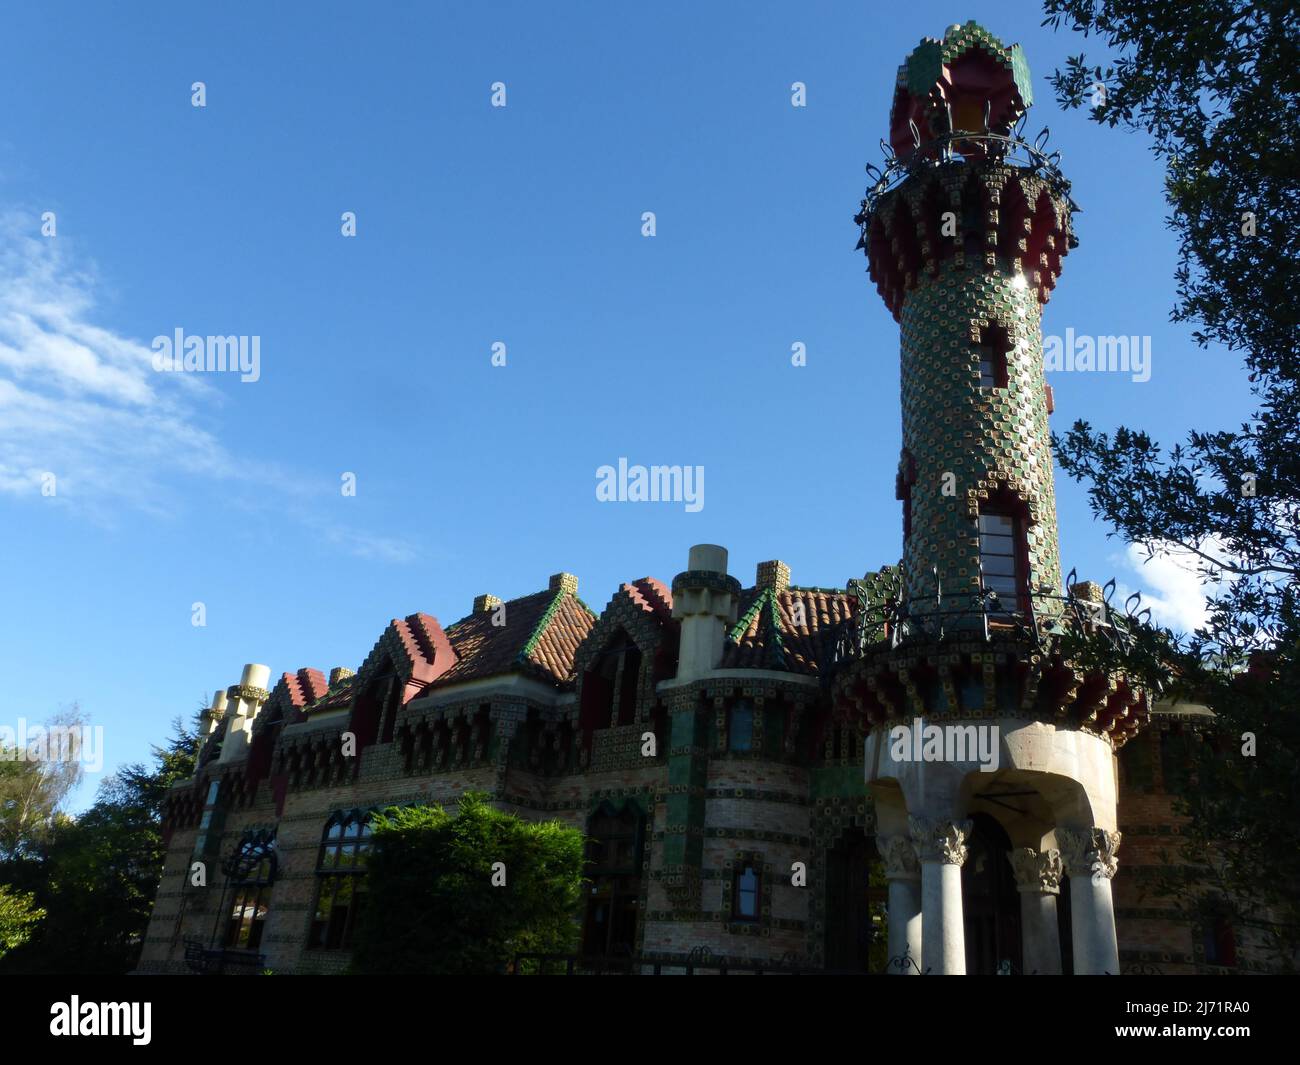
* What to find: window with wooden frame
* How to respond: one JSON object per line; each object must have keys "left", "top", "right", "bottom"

{"left": 308, "top": 811, "right": 372, "bottom": 950}
{"left": 977, "top": 507, "right": 1027, "bottom": 610}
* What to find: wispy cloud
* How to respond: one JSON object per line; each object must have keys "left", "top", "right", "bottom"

{"left": 0, "top": 212, "right": 417, "bottom": 562}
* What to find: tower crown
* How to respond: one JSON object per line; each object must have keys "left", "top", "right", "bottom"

{"left": 889, "top": 21, "right": 1033, "bottom": 160}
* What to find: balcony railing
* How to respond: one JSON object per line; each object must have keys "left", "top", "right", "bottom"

{"left": 832, "top": 568, "right": 1153, "bottom": 667}
{"left": 855, "top": 112, "right": 1080, "bottom": 237}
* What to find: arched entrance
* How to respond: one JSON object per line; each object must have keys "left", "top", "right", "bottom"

{"left": 961, "top": 813, "right": 1022, "bottom": 973}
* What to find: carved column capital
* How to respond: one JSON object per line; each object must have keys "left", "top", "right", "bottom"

{"left": 1007, "top": 847, "right": 1063, "bottom": 895}
{"left": 878, "top": 834, "right": 920, "bottom": 881}
{"left": 908, "top": 815, "right": 973, "bottom": 866}
{"left": 1058, "top": 828, "right": 1122, "bottom": 881}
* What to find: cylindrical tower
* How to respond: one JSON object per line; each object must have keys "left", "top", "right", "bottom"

{"left": 858, "top": 22, "right": 1076, "bottom": 623}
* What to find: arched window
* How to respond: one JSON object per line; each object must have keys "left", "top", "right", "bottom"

{"left": 222, "top": 832, "right": 276, "bottom": 951}
{"left": 308, "top": 811, "right": 373, "bottom": 950}
{"left": 580, "top": 632, "right": 642, "bottom": 734}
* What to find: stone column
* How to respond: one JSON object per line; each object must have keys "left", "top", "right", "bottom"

{"left": 1008, "top": 848, "right": 1063, "bottom": 975}
{"left": 909, "top": 816, "right": 972, "bottom": 975}
{"left": 878, "top": 835, "right": 923, "bottom": 974}
{"left": 1059, "top": 828, "right": 1122, "bottom": 975}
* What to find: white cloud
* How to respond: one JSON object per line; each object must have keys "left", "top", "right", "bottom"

{"left": 1118, "top": 539, "right": 1233, "bottom": 634}
{"left": 0, "top": 211, "right": 417, "bottom": 563}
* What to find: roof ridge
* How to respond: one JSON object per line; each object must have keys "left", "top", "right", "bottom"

{"left": 517, "top": 587, "right": 567, "bottom": 665}
{"left": 764, "top": 591, "right": 788, "bottom": 669}
{"left": 446, "top": 586, "right": 552, "bottom": 632}
{"left": 727, "top": 586, "right": 768, "bottom": 642}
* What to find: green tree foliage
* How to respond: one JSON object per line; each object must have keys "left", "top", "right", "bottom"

{"left": 352, "top": 792, "right": 584, "bottom": 974}
{"left": 0, "top": 717, "right": 198, "bottom": 973}
{"left": 0, "top": 886, "right": 45, "bottom": 958}
{"left": 1044, "top": 0, "right": 1300, "bottom": 964}
{"left": 0, "top": 708, "right": 87, "bottom": 862}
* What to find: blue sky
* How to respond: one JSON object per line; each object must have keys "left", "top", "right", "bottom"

{"left": 0, "top": 1, "right": 1252, "bottom": 810}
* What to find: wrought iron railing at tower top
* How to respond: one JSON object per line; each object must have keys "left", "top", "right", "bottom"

{"left": 832, "top": 568, "right": 1156, "bottom": 672}
{"left": 854, "top": 110, "right": 1081, "bottom": 237}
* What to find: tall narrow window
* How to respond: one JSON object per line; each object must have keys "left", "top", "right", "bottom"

{"left": 733, "top": 864, "right": 761, "bottom": 921}
{"left": 309, "top": 812, "right": 372, "bottom": 950}
{"left": 582, "top": 804, "right": 644, "bottom": 958}
{"left": 975, "top": 325, "right": 1011, "bottom": 389}
{"left": 978, "top": 511, "right": 1024, "bottom": 608}
{"left": 223, "top": 833, "right": 276, "bottom": 951}
{"left": 1204, "top": 910, "right": 1237, "bottom": 967}
{"left": 728, "top": 702, "right": 754, "bottom": 752}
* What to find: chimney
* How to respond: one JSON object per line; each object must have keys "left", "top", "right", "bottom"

{"left": 217, "top": 663, "right": 272, "bottom": 765}
{"left": 202, "top": 689, "right": 228, "bottom": 737}
{"left": 755, "top": 560, "right": 791, "bottom": 594}
{"left": 329, "top": 667, "right": 354, "bottom": 687}
{"left": 549, "top": 572, "right": 578, "bottom": 596}
{"left": 671, "top": 545, "right": 740, "bottom": 682}
{"left": 473, "top": 594, "right": 504, "bottom": 613}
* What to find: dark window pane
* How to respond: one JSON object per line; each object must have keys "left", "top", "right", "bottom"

{"left": 729, "top": 705, "right": 754, "bottom": 751}
{"left": 737, "top": 866, "right": 759, "bottom": 919}
{"left": 981, "top": 554, "right": 1016, "bottom": 577}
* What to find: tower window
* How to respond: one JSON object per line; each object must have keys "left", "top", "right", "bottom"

{"left": 976, "top": 325, "right": 1011, "bottom": 389}
{"left": 978, "top": 511, "right": 1025, "bottom": 608}
{"left": 733, "top": 864, "right": 761, "bottom": 921}
{"left": 728, "top": 702, "right": 755, "bottom": 752}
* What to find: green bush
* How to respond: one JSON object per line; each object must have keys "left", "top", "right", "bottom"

{"left": 351, "top": 792, "right": 583, "bottom": 974}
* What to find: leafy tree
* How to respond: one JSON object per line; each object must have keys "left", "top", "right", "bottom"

{"left": 1044, "top": 0, "right": 1300, "bottom": 965}
{"left": 0, "top": 886, "right": 45, "bottom": 959}
{"left": 0, "top": 707, "right": 87, "bottom": 862}
{"left": 352, "top": 792, "right": 584, "bottom": 974}
{"left": 0, "top": 717, "right": 198, "bottom": 973}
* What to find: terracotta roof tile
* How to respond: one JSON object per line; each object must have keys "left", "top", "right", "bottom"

{"left": 721, "top": 586, "right": 857, "bottom": 676}
{"left": 429, "top": 586, "right": 596, "bottom": 690}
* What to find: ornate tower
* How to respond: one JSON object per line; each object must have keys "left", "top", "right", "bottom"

{"left": 858, "top": 22, "right": 1076, "bottom": 619}
{"left": 834, "top": 23, "right": 1149, "bottom": 977}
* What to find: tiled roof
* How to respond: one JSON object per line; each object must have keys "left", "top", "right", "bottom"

{"left": 430, "top": 585, "right": 596, "bottom": 690}
{"left": 306, "top": 676, "right": 356, "bottom": 713}
{"left": 722, "top": 586, "right": 856, "bottom": 676}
